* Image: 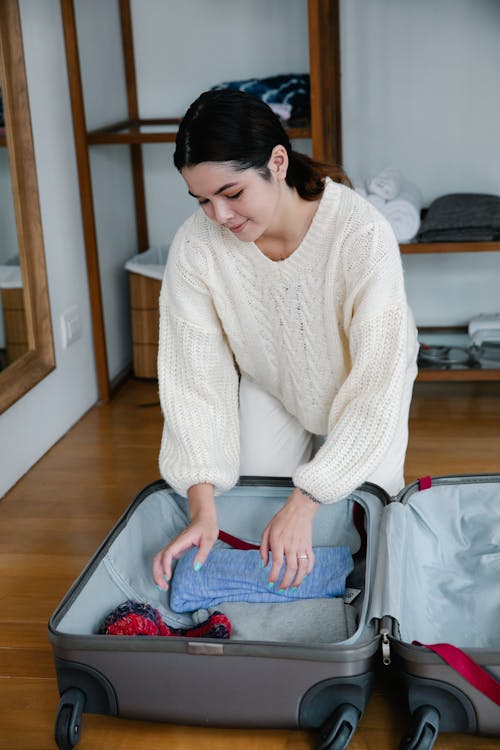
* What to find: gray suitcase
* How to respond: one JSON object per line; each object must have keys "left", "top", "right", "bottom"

{"left": 48, "top": 474, "right": 500, "bottom": 750}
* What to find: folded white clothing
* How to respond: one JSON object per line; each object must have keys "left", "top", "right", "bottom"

{"left": 382, "top": 181, "right": 423, "bottom": 242}
{"left": 268, "top": 102, "right": 292, "bottom": 121}
{"left": 367, "top": 167, "right": 403, "bottom": 201}
{"left": 366, "top": 193, "right": 386, "bottom": 212}
{"left": 353, "top": 182, "right": 368, "bottom": 198}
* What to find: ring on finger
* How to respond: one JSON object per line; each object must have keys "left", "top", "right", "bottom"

{"left": 297, "top": 554, "right": 308, "bottom": 560}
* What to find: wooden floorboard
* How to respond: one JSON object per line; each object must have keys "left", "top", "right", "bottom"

{"left": 1, "top": 377, "right": 500, "bottom": 749}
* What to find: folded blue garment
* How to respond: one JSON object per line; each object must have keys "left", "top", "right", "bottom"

{"left": 169, "top": 546, "right": 354, "bottom": 613}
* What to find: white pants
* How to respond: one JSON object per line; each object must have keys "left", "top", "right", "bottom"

{"left": 239, "top": 314, "right": 419, "bottom": 497}
{"left": 239, "top": 372, "right": 415, "bottom": 497}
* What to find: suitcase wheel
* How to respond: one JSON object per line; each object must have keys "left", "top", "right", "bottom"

{"left": 54, "top": 688, "right": 85, "bottom": 750}
{"left": 399, "top": 705, "right": 440, "bottom": 750}
{"left": 315, "top": 703, "right": 361, "bottom": 750}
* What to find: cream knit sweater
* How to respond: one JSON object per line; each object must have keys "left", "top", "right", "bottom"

{"left": 158, "top": 179, "right": 417, "bottom": 503}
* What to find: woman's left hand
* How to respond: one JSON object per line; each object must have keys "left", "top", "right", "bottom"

{"left": 260, "top": 487, "right": 319, "bottom": 591}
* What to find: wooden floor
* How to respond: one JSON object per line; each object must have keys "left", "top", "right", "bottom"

{"left": 1, "top": 378, "right": 500, "bottom": 750}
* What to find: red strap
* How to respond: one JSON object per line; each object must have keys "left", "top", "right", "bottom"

{"left": 419, "top": 475, "right": 433, "bottom": 491}
{"left": 218, "top": 529, "right": 260, "bottom": 550}
{"left": 221, "top": 503, "right": 367, "bottom": 555}
{"left": 414, "top": 641, "right": 500, "bottom": 706}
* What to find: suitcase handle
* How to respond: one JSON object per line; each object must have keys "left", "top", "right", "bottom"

{"left": 414, "top": 641, "right": 500, "bottom": 707}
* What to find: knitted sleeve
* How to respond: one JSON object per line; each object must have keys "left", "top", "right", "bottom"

{"left": 157, "top": 226, "right": 240, "bottom": 497}
{"left": 293, "top": 219, "right": 414, "bottom": 503}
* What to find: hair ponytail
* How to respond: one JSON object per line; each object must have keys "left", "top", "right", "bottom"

{"left": 175, "top": 89, "right": 351, "bottom": 198}
{"left": 286, "top": 151, "right": 351, "bottom": 201}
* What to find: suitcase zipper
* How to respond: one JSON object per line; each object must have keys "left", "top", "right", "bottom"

{"left": 380, "top": 628, "right": 391, "bottom": 665}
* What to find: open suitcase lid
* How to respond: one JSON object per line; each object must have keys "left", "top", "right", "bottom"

{"left": 367, "top": 473, "right": 500, "bottom": 653}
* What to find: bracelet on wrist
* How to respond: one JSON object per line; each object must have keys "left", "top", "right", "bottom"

{"left": 298, "top": 487, "right": 321, "bottom": 505}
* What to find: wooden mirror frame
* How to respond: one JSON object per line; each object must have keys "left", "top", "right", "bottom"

{"left": 0, "top": 0, "right": 55, "bottom": 413}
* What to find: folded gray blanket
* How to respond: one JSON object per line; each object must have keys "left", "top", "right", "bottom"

{"left": 193, "top": 599, "right": 358, "bottom": 644}
{"left": 417, "top": 193, "right": 500, "bottom": 242}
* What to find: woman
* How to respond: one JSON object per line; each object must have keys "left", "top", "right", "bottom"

{"left": 152, "top": 88, "right": 418, "bottom": 595}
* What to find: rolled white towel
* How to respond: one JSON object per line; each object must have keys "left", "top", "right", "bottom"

{"left": 366, "top": 194, "right": 386, "bottom": 212}
{"left": 381, "top": 181, "right": 423, "bottom": 243}
{"left": 353, "top": 182, "right": 368, "bottom": 198}
{"left": 354, "top": 184, "right": 387, "bottom": 213}
{"left": 367, "top": 168, "right": 403, "bottom": 201}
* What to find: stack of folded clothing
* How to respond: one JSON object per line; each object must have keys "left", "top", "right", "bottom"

{"left": 355, "top": 168, "right": 423, "bottom": 243}
{"left": 416, "top": 193, "right": 500, "bottom": 243}
{"left": 211, "top": 73, "right": 310, "bottom": 123}
{"left": 168, "top": 546, "right": 357, "bottom": 644}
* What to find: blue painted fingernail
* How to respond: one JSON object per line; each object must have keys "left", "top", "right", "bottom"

{"left": 267, "top": 582, "right": 274, "bottom": 589}
{"left": 291, "top": 586, "right": 297, "bottom": 592}
{"left": 156, "top": 585, "right": 163, "bottom": 591}
{"left": 193, "top": 562, "right": 202, "bottom": 572}
{"left": 260, "top": 559, "right": 265, "bottom": 568}
{"left": 278, "top": 588, "right": 285, "bottom": 595}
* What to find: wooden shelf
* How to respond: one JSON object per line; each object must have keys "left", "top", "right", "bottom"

{"left": 86, "top": 117, "right": 311, "bottom": 146}
{"left": 417, "top": 368, "right": 500, "bottom": 382}
{"left": 401, "top": 240, "right": 500, "bottom": 254}
{"left": 403, "top": 247, "right": 500, "bottom": 381}
{"left": 64, "top": 0, "right": 500, "bottom": 390}
{"left": 416, "top": 327, "right": 500, "bottom": 382}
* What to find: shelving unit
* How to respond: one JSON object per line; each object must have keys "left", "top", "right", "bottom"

{"left": 61, "top": 0, "right": 342, "bottom": 401}
{"left": 61, "top": 0, "right": 500, "bottom": 398}
{"left": 399, "top": 241, "right": 500, "bottom": 382}
{"left": 400, "top": 241, "right": 500, "bottom": 255}
{"left": 86, "top": 118, "right": 313, "bottom": 146}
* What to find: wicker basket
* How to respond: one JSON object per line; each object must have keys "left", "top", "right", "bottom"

{"left": 125, "top": 246, "right": 169, "bottom": 379}
{"left": 129, "top": 272, "right": 161, "bottom": 379}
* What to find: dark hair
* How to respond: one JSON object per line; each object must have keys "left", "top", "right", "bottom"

{"left": 174, "top": 89, "right": 351, "bottom": 201}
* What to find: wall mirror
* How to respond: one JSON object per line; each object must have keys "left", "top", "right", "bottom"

{"left": 0, "top": 0, "right": 54, "bottom": 413}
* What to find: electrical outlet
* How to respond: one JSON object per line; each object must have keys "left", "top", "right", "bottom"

{"left": 60, "top": 305, "right": 82, "bottom": 349}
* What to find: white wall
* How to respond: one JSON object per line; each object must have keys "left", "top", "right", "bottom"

{"left": 75, "top": 0, "right": 137, "bottom": 379}
{"left": 0, "top": 0, "right": 97, "bottom": 498}
{"left": 132, "top": 0, "right": 310, "bottom": 246}
{"left": 133, "top": 0, "right": 500, "bottom": 327}
{"left": 340, "top": 0, "right": 500, "bottom": 326}
{"left": 73, "top": 0, "right": 311, "bottom": 376}
{"left": 340, "top": 0, "right": 500, "bottom": 202}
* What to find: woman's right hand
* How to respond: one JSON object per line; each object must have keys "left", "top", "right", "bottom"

{"left": 152, "top": 483, "right": 218, "bottom": 591}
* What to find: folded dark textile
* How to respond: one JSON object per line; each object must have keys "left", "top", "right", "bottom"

{"left": 211, "top": 73, "right": 310, "bottom": 122}
{"left": 417, "top": 193, "right": 500, "bottom": 242}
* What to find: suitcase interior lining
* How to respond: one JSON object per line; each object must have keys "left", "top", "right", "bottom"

{"left": 373, "top": 480, "right": 500, "bottom": 649}
{"left": 55, "top": 485, "right": 381, "bottom": 646}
